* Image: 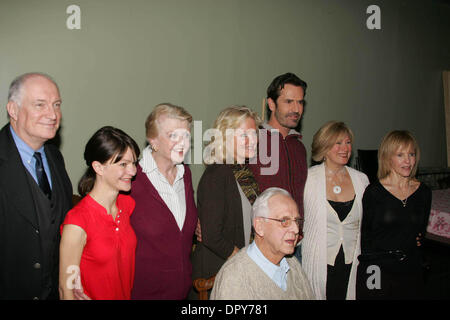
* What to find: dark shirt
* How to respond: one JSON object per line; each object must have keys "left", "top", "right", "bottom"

{"left": 191, "top": 164, "right": 246, "bottom": 279}
{"left": 328, "top": 197, "right": 355, "bottom": 222}
{"left": 249, "top": 125, "right": 307, "bottom": 235}
{"left": 360, "top": 180, "right": 431, "bottom": 272}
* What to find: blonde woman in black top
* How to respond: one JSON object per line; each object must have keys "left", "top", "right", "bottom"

{"left": 357, "top": 130, "right": 431, "bottom": 299}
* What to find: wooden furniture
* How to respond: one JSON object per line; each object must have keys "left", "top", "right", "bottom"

{"left": 193, "top": 275, "right": 216, "bottom": 300}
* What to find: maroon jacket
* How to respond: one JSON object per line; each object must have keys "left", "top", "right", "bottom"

{"left": 130, "top": 164, "right": 197, "bottom": 300}
{"left": 249, "top": 124, "right": 307, "bottom": 235}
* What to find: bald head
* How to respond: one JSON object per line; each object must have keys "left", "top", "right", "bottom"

{"left": 8, "top": 72, "right": 59, "bottom": 107}
{"left": 6, "top": 73, "right": 62, "bottom": 150}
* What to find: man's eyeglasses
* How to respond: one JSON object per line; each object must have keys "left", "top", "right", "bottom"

{"left": 261, "top": 217, "right": 303, "bottom": 228}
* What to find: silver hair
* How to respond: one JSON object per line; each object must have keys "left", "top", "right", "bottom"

{"left": 8, "top": 72, "right": 59, "bottom": 106}
{"left": 251, "top": 187, "right": 292, "bottom": 221}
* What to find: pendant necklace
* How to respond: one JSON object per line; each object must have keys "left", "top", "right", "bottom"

{"left": 400, "top": 181, "right": 410, "bottom": 207}
{"left": 333, "top": 185, "right": 342, "bottom": 194}
{"left": 326, "top": 166, "right": 345, "bottom": 195}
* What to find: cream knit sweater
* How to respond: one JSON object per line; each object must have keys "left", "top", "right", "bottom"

{"left": 301, "top": 163, "right": 369, "bottom": 300}
{"left": 211, "top": 246, "right": 315, "bottom": 300}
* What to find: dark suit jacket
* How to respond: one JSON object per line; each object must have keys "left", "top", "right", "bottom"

{"left": 191, "top": 164, "right": 246, "bottom": 280}
{"left": 0, "top": 124, "right": 73, "bottom": 300}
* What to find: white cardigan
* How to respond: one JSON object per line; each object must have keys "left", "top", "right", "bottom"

{"left": 301, "top": 163, "right": 369, "bottom": 300}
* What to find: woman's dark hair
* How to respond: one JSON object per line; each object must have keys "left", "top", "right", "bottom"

{"left": 266, "top": 72, "right": 308, "bottom": 119}
{"left": 78, "top": 126, "right": 140, "bottom": 197}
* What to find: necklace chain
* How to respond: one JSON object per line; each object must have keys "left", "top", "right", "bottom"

{"left": 400, "top": 181, "right": 410, "bottom": 207}
{"left": 325, "top": 165, "right": 346, "bottom": 194}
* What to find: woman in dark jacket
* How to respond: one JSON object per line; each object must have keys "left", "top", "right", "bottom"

{"left": 190, "top": 106, "right": 261, "bottom": 298}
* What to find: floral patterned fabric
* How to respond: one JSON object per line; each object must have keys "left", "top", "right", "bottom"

{"left": 427, "top": 189, "right": 450, "bottom": 239}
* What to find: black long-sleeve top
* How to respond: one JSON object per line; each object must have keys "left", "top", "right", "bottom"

{"left": 360, "top": 180, "right": 432, "bottom": 273}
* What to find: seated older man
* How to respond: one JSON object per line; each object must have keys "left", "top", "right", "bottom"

{"left": 210, "top": 187, "right": 315, "bottom": 300}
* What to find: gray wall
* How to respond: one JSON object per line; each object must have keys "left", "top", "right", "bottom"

{"left": 1, "top": 0, "right": 449, "bottom": 194}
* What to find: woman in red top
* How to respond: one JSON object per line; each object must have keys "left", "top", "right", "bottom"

{"left": 59, "top": 126, "right": 140, "bottom": 300}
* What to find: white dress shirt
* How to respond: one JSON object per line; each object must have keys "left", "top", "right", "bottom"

{"left": 140, "top": 146, "right": 186, "bottom": 230}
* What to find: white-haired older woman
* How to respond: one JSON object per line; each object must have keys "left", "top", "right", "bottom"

{"left": 130, "top": 103, "right": 198, "bottom": 300}
{"left": 190, "top": 106, "right": 261, "bottom": 298}
{"left": 301, "top": 121, "right": 369, "bottom": 300}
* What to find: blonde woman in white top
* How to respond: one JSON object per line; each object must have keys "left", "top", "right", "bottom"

{"left": 301, "top": 121, "right": 369, "bottom": 300}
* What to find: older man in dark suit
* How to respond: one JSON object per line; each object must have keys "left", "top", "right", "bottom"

{"left": 0, "top": 73, "right": 72, "bottom": 300}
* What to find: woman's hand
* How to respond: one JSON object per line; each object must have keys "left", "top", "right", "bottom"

{"left": 416, "top": 233, "right": 423, "bottom": 247}
{"left": 73, "top": 278, "right": 91, "bottom": 300}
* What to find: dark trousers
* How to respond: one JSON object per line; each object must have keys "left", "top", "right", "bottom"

{"left": 327, "top": 246, "right": 352, "bottom": 300}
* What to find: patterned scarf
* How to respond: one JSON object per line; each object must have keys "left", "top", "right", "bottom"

{"left": 231, "top": 164, "right": 260, "bottom": 243}
{"left": 230, "top": 164, "right": 260, "bottom": 205}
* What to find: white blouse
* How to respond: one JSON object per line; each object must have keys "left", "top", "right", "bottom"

{"left": 326, "top": 200, "right": 360, "bottom": 266}
{"left": 140, "top": 146, "right": 186, "bottom": 230}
